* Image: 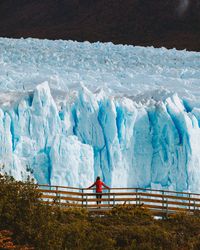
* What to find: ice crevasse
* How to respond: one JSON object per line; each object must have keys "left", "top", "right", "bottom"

{"left": 1, "top": 81, "right": 200, "bottom": 192}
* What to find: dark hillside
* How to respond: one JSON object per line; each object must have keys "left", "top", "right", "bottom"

{"left": 0, "top": 0, "right": 200, "bottom": 51}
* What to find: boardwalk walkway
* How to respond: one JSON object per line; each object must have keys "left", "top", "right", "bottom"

{"left": 37, "top": 185, "right": 200, "bottom": 216}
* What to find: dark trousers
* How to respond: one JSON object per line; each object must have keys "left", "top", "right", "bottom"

{"left": 96, "top": 193, "right": 102, "bottom": 204}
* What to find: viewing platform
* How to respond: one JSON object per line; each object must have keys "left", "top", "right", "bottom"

{"left": 37, "top": 185, "right": 200, "bottom": 217}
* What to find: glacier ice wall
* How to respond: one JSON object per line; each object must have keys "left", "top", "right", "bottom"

{"left": 1, "top": 81, "right": 200, "bottom": 192}
{"left": 1, "top": 37, "right": 200, "bottom": 192}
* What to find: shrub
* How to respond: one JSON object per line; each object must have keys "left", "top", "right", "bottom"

{"left": 0, "top": 174, "right": 64, "bottom": 249}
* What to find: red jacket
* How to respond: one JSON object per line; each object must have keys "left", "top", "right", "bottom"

{"left": 88, "top": 180, "right": 109, "bottom": 193}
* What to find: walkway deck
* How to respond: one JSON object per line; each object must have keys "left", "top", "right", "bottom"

{"left": 37, "top": 185, "right": 200, "bottom": 216}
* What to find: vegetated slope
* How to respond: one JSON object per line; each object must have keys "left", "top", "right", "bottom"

{"left": 0, "top": 0, "right": 200, "bottom": 51}
{"left": 1, "top": 175, "right": 200, "bottom": 250}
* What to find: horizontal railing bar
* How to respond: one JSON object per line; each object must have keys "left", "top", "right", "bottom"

{"left": 38, "top": 184, "right": 81, "bottom": 190}
{"left": 41, "top": 196, "right": 138, "bottom": 203}
{"left": 137, "top": 193, "right": 200, "bottom": 202}
{"left": 110, "top": 187, "right": 200, "bottom": 196}
{"left": 40, "top": 201, "right": 83, "bottom": 207}
{"left": 40, "top": 196, "right": 200, "bottom": 208}
{"left": 38, "top": 190, "right": 141, "bottom": 197}
{"left": 38, "top": 189, "right": 200, "bottom": 202}
{"left": 84, "top": 198, "right": 137, "bottom": 202}
{"left": 138, "top": 198, "right": 200, "bottom": 207}
{"left": 142, "top": 204, "right": 190, "bottom": 212}
{"left": 41, "top": 195, "right": 85, "bottom": 202}
{"left": 37, "top": 189, "right": 83, "bottom": 196}
{"left": 38, "top": 185, "right": 200, "bottom": 197}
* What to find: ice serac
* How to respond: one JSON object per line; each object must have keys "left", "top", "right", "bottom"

{"left": 1, "top": 82, "right": 200, "bottom": 192}
{"left": 50, "top": 135, "right": 94, "bottom": 187}
{"left": 1, "top": 82, "right": 94, "bottom": 187}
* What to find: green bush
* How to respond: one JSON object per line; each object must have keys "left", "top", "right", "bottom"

{"left": 0, "top": 174, "right": 64, "bottom": 249}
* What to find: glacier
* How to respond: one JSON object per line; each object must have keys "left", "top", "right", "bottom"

{"left": 1, "top": 38, "right": 200, "bottom": 192}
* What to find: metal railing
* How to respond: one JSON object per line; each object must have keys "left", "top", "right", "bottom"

{"left": 37, "top": 185, "right": 200, "bottom": 215}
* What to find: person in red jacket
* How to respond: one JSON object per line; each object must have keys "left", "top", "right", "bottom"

{"left": 87, "top": 176, "right": 110, "bottom": 204}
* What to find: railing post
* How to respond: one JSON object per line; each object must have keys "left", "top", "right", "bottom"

{"left": 188, "top": 193, "right": 191, "bottom": 211}
{"left": 113, "top": 194, "right": 115, "bottom": 206}
{"left": 81, "top": 189, "right": 84, "bottom": 208}
{"left": 86, "top": 195, "right": 88, "bottom": 208}
{"left": 194, "top": 200, "right": 196, "bottom": 212}
{"left": 55, "top": 186, "right": 61, "bottom": 206}
{"left": 166, "top": 198, "right": 168, "bottom": 217}
{"left": 139, "top": 193, "right": 141, "bottom": 205}
{"left": 162, "top": 190, "right": 164, "bottom": 211}
{"left": 108, "top": 189, "right": 110, "bottom": 206}
{"left": 136, "top": 188, "right": 138, "bottom": 205}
